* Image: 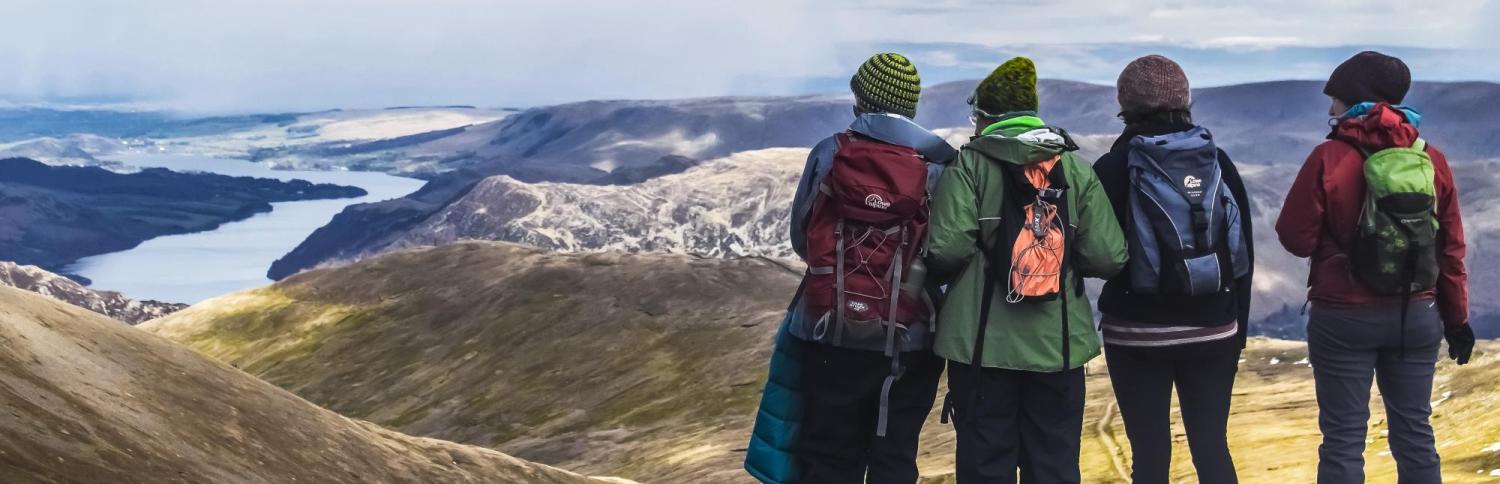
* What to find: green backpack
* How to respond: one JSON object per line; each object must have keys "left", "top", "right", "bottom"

{"left": 1351, "top": 138, "right": 1440, "bottom": 295}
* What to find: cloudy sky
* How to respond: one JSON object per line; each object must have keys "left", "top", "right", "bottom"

{"left": 0, "top": 0, "right": 1494, "bottom": 113}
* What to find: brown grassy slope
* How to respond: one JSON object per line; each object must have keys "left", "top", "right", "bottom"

{"left": 918, "top": 339, "right": 1500, "bottom": 484}
{"left": 145, "top": 241, "right": 801, "bottom": 483}
{"left": 146, "top": 242, "right": 1500, "bottom": 483}
{"left": 0, "top": 285, "right": 618, "bottom": 484}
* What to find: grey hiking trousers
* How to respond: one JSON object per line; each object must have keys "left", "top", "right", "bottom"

{"left": 1308, "top": 301, "right": 1444, "bottom": 484}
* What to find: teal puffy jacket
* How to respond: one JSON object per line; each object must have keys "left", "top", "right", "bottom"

{"left": 744, "top": 311, "right": 804, "bottom": 483}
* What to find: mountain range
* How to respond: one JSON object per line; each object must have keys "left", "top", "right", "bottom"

{"left": 259, "top": 78, "right": 1500, "bottom": 335}
{"left": 269, "top": 148, "right": 805, "bottom": 279}
{"left": 4, "top": 78, "right": 1494, "bottom": 335}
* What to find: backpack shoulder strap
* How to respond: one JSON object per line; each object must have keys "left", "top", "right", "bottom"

{"left": 1338, "top": 139, "right": 1373, "bottom": 160}
{"left": 834, "top": 131, "right": 852, "bottom": 149}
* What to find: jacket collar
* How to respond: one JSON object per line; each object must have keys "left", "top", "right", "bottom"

{"left": 979, "top": 111, "right": 1043, "bottom": 136}
{"left": 849, "top": 112, "right": 958, "bottom": 164}
{"left": 966, "top": 120, "right": 1078, "bottom": 166}
{"left": 1329, "top": 102, "right": 1421, "bottom": 152}
{"left": 1110, "top": 119, "right": 1198, "bottom": 153}
{"left": 1341, "top": 102, "right": 1422, "bottom": 127}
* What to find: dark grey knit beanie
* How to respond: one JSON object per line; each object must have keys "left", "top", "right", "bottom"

{"left": 1117, "top": 55, "right": 1191, "bottom": 115}
{"left": 1324, "top": 51, "right": 1410, "bottom": 105}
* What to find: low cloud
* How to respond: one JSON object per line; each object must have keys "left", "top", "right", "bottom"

{"left": 0, "top": 0, "right": 1491, "bottom": 113}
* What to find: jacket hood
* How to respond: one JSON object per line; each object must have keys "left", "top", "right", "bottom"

{"left": 967, "top": 116, "right": 1078, "bottom": 166}
{"left": 1127, "top": 125, "right": 1217, "bottom": 167}
{"left": 849, "top": 112, "right": 958, "bottom": 164}
{"left": 1330, "top": 102, "right": 1421, "bottom": 153}
{"left": 1109, "top": 118, "right": 1197, "bottom": 154}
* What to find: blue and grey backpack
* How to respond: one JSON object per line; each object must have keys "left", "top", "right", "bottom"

{"left": 1125, "top": 126, "right": 1250, "bottom": 296}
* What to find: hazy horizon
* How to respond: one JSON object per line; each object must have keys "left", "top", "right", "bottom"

{"left": 2, "top": 0, "right": 1496, "bottom": 114}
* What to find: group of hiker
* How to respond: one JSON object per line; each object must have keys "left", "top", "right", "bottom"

{"left": 746, "top": 50, "right": 1473, "bottom": 484}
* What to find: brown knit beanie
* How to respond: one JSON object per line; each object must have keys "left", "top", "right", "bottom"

{"left": 1117, "top": 55, "right": 1191, "bottom": 115}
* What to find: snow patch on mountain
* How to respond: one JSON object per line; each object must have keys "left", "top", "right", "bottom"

{"left": 374, "top": 147, "right": 807, "bottom": 259}
{"left": 308, "top": 110, "right": 502, "bottom": 141}
{"left": 595, "top": 130, "right": 721, "bottom": 159}
{"left": 141, "top": 107, "right": 511, "bottom": 168}
{"left": 0, "top": 261, "right": 185, "bottom": 324}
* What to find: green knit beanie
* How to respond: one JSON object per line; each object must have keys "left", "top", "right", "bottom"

{"left": 973, "top": 56, "right": 1039, "bottom": 116}
{"left": 850, "top": 53, "right": 921, "bottom": 118}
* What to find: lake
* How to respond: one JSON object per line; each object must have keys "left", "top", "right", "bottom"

{"left": 63, "top": 152, "right": 425, "bottom": 304}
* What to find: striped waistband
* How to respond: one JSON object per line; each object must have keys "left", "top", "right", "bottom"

{"left": 1101, "top": 314, "right": 1238, "bottom": 348}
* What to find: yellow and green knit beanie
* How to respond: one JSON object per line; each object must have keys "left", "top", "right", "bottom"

{"left": 850, "top": 53, "right": 921, "bottom": 118}
{"left": 974, "top": 56, "right": 1038, "bottom": 116}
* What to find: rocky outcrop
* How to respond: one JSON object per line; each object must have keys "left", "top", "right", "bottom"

{"left": 0, "top": 261, "right": 185, "bottom": 324}
{"left": 306, "top": 148, "right": 804, "bottom": 267}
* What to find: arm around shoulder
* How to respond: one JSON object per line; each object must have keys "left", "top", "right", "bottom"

{"left": 1071, "top": 157, "right": 1128, "bottom": 279}
{"left": 926, "top": 151, "right": 981, "bottom": 284}
{"left": 1220, "top": 149, "right": 1256, "bottom": 333}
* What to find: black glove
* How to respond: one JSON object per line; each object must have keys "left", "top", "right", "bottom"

{"left": 1446, "top": 324, "right": 1475, "bottom": 365}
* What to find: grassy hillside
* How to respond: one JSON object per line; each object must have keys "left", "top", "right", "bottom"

{"left": 148, "top": 241, "right": 801, "bottom": 483}
{"left": 0, "top": 285, "right": 620, "bottom": 484}
{"left": 918, "top": 339, "right": 1500, "bottom": 483}
{"left": 148, "top": 242, "right": 1500, "bottom": 483}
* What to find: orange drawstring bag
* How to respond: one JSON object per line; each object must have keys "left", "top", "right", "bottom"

{"left": 1008, "top": 156, "right": 1065, "bottom": 302}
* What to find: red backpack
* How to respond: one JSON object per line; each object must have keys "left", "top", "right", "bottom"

{"left": 802, "top": 132, "right": 931, "bottom": 352}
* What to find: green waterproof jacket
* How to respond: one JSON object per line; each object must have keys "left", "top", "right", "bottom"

{"left": 927, "top": 116, "right": 1128, "bottom": 372}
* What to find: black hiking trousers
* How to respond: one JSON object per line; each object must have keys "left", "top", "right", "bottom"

{"left": 1105, "top": 337, "right": 1242, "bottom": 484}
{"left": 796, "top": 340, "right": 944, "bottom": 484}
{"left": 1309, "top": 302, "right": 1443, "bottom": 484}
{"left": 947, "top": 363, "right": 1086, "bottom": 484}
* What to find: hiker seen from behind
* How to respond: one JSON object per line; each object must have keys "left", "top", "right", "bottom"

{"left": 1276, "top": 50, "right": 1472, "bottom": 484}
{"left": 745, "top": 52, "right": 957, "bottom": 484}
{"left": 927, "top": 56, "right": 1128, "bottom": 484}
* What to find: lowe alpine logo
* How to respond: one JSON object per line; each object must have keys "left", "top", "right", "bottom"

{"left": 864, "top": 194, "right": 892, "bottom": 210}
{"left": 847, "top": 301, "right": 870, "bottom": 313}
{"left": 1183, "top": 175, "right": 1203, "bottom": 190}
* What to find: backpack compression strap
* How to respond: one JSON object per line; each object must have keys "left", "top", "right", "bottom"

{"left": 1398, "top": 138, "right": 1427, "bottom": 360}
{"left": 875, "top": 227, "right": 909, "bottom": 437}
{"left": 833, "top": 219, "right": 846, "bottom": 346}
{"left": 1052, "top": 166, "right": 1073, "bottom": 372}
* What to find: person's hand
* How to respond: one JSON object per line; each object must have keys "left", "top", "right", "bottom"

{"left": 1445, "top": 324, "right": 1475, "bottom": 365}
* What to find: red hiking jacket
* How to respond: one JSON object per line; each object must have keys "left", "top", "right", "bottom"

{"left": 1275, "top": 103, "right": 1468, "bottom": 328}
